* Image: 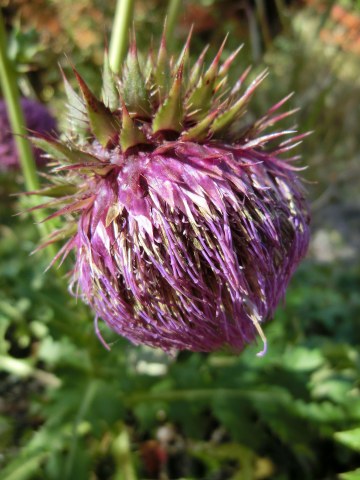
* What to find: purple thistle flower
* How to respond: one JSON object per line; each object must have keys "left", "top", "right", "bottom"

{"left": 0, "top": 98, "right": 57, "bottom": 171}
{"left": 30, "top": 32, "right": 310, "bottom": 355}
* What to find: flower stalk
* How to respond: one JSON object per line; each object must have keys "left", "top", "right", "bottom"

{"left": 0, "top": 9, "right": 57, "bottom": 258}
{"left": 165, "top": 0, "right": 182, "bottom": 50}
{"left": 109, "top": 0, "right": 135, "bottom": 74}
{"left": 0, "top": 9, "right": 39, "bottom": 191}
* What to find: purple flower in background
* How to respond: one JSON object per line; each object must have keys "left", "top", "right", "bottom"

{"left": 30, "top": 33, "right": 310, "bottom": 355}
{"left": 0, "top": 98, "right": 57, "bottom": 171}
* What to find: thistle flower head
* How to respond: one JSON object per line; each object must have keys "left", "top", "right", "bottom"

{"left": 31, "top": 32, "right": 310, "bottom": 355}
{"left": 0, "top": 98, "right": 57, "bottom": 171}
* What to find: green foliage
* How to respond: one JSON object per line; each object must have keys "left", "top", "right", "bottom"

{"left": 1, "top": 211, "right": 359, "bottom": 478}
{"left": 335, "top": 429, "right": 360, "bottom": 453}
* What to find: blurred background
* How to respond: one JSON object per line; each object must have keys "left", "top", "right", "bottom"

{"left": 0, "top": 0, "right": 359, "bottom": 479}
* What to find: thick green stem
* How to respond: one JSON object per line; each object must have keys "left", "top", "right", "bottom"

{"left": 0, "top": 9, "right": 39, "bottom": 191}
{"left": 0, "top": 9, "right": 57, "bottom": 259}
{"left": 166, "top": 0, "right": 181, "bottom": 51}
{"left": 255, "top": 0, "right": 272, "bottom": 50}
{"left": 109, "top": 0, "right": 134, "bottom": 74}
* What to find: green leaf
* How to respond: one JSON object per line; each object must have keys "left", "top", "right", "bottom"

{"left": 0, "top": 355, "right": 33, "bottom": 377}
{"left": 0, "top": 452, "right": 48, "bottom": 480}
{"left": 339, "top": 469, "right": 360, "bottom": 480}
{"left": 190, "top": 442, "right": 259, "bottom": 479}
{"left": 335, "top": 428, "right": 360, "bottom": 453}
{"left": 282, "top": 347, "right": 324, "bottom": 371}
